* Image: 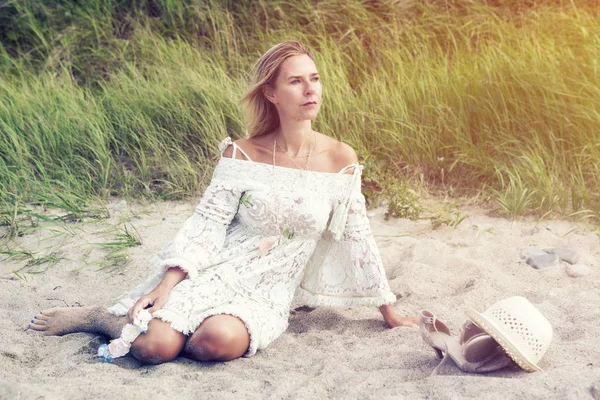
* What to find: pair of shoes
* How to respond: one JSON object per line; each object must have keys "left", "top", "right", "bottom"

{"left": 458, "top": 319, "right": 516, "bottom": 372}
{"left": 419, "top": 310, "right": 515, "bottom": 375}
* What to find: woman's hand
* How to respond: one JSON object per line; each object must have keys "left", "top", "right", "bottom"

{"left": 127, "top": 287, "right": 169, "bottom": 323}
{"left": 384, "top": 314, "right": 419, "bottom": 329}
{"left": 126, "top": 266, "right": 188, "bottom": 322}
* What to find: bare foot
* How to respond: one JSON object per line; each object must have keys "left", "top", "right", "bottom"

{"left": 28, "top": 306, "right": 124, "bottom": 337}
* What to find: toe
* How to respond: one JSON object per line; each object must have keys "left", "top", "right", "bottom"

{"left": 40, "top": 308, "right": 61, "bottom": 317}
{"left": 29, "top": 320, "right": 47, "bottom": 330}
{"left": 28, "top": 323, "right": 48, "bottom": 331}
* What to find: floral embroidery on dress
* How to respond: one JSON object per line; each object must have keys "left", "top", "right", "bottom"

{"left": 281, "top": 229, "right": 294, "bottom": 239}
{"left": 239, "top": 191, "right": 253, "bottom": 208}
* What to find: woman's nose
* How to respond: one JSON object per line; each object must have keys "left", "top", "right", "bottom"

{"left": 305, "top": 84, "right": 315, "bottom": 96}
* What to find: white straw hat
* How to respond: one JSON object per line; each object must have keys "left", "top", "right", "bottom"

{"left": 465, "top": 296, "right": 553, "bottom": 372}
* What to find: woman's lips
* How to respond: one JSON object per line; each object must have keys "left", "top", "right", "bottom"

{"left": 302, "top": 101, "right": 317, "bottom": 106}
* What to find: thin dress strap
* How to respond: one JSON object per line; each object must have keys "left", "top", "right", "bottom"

{"left": 232, "top": 143, "right": 253, "bottom": 162}
{"left": 337, "top": 163, "right": 360, "bottom": 175}
{"left": 217, "top": 137, "right": 254, "bottom": 162}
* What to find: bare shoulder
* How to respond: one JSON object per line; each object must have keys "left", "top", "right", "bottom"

{"left": 326, "top": 137, "right": 358, "bottom": 174}
{"left": 332, "top": 141, "right": 358, "bottom": 164}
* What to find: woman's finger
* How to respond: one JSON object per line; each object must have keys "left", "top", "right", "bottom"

{"left": 128, "top": 296, "right": 151, "bottom": 322}
{"left": 147, "top": 297, "right": 165, "bottom": 314}
{"left": 128, "top": 300, "right": 141, "bottom": 321}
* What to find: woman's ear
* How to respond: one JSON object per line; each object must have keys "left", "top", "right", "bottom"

{"left": 263, "top": 85, "right": 277, "bottom": 104}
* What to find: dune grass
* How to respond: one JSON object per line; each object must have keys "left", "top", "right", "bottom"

{"left": 1, "top": 0, "right": 599, "bottom": 235}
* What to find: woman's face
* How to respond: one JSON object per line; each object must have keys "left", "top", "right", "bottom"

{"left": 265, "top": 54, "right": 322, "bottom": 122}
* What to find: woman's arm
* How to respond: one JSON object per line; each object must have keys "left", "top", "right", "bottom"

{"left": 379, "top": 304, "right": 419, "bottom": 328}
{"left": 155, "top": 266, "right": 188, "bottom": 293}
{"left": 127, "top": 267, "right": 187, "bottom": 322}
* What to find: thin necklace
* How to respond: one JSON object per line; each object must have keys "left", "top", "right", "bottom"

{"left": 271, "top": 136, "right": 312, "bottom": 239}
{"left": 274, "top": 131, "right": 316, "bottom": 171}
{"left": 272, "top": 139, "right": 281, "bottom": 236}
{"left": 272, "top": 140, "right": 286, "bottom": 238}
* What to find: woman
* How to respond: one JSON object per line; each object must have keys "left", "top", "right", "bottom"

{"left": 28, "top": 41, "right": 418, "bottom": 364}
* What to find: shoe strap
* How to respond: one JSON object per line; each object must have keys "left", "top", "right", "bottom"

{"left": 422, "top": 314, "right": 442, "bottom": 334}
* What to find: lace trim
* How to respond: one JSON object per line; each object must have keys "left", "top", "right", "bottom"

{"left": 157, "top": 257, "right": 199, "bottom": 279}
{"left": 152, "top": 306, "right": 259, "bottom": 358}
{"left": 151, "top": 308, "right": 191, "bottom": 334}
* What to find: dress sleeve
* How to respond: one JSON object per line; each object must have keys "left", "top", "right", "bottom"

{"left": 295, "top": 167, "right": 397, "bottom": 308}
{"left": 150, "top": 167, "right": 242, "bottom": 279}
{"left": 108, "top": 153, "right": 242, "bottom": 316}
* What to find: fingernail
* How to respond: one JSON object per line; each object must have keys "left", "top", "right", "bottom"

{"left": 27, "top": 324, "right": 30, "bottom": 329}
{"left": 30, "top": 319, "right": 34, "bottom": 323}
{"left": 34, "top": 316, "right": 37, "bottom": 319}
{"left": 40, "top": 311, "right": 43, "bottom": 314}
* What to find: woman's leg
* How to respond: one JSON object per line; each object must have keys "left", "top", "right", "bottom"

{"left": 129, "top": 319, "right": 186, "bottom": 364}
{"left": 183, "top": 314, "right": 250, "bottom": 362}
{"left": 28, "top": 306, "right": 126, "bottom": 338}
{"left": 29, "top": 306, "right": 186, "bottom": 364}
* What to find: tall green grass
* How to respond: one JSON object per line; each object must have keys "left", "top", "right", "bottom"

{"left": 1, "top": 0, "right": 599, "bottom": 225}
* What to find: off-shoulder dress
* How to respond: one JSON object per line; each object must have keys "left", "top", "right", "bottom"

{"left": 108, "top": 137, "right": 396, "bottom": 356}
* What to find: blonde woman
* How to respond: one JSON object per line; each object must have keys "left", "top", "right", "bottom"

{"left": 29, "top": 41, "right": 418, "bottom": 364}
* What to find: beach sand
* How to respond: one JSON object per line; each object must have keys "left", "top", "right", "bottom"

{"left": 1, "top": 200, "right": 599, "bottom": 400}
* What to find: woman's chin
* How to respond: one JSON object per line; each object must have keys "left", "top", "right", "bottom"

{"left": 296, "top": 110, "right": 320, "bottom": 121}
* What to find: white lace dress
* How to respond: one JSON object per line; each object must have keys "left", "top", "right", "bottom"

{"left": 108, "top": 137, "right": 396, "bottom": 356}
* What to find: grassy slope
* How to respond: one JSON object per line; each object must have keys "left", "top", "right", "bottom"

{"left": 1, "top": 0, "right": 599, "bottom": 231}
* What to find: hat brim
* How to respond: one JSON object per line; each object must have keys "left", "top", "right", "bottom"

{"left": 465, "top": 308, "right": 542, "bottom": 372}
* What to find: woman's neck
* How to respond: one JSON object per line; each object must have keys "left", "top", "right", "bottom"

{"left": 274, "top": 120, "right": 314, "bottom": 156}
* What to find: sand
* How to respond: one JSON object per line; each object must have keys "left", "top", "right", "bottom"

{"left": 1, "top": 200, "right": 599, "bottom": 400}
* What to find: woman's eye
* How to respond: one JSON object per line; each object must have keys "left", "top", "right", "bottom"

{"left": 290, "top": 77, "right": 319, "bottom": 84}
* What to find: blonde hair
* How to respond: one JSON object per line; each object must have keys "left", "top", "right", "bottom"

{"left": 240, "top": 41, "right": 315, "bottom": 138}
